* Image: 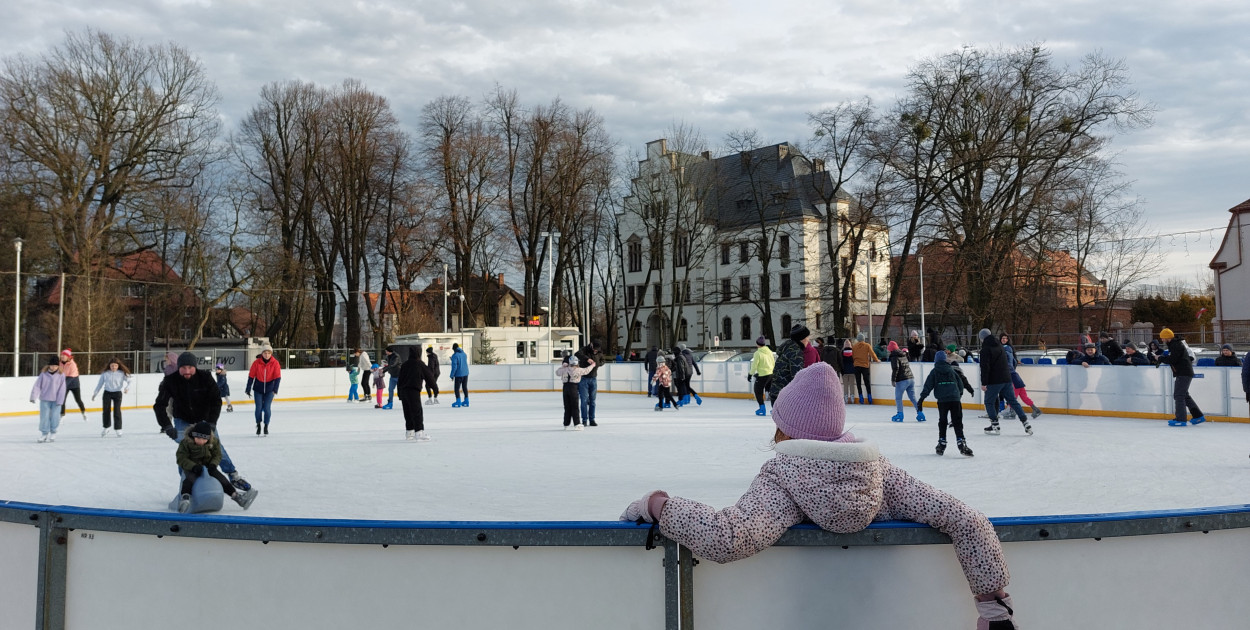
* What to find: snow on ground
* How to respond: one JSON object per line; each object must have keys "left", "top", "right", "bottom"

{"left": 2, "top": 393, "right": 1249, "bottom": 521}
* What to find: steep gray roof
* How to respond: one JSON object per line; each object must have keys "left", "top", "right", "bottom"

{"left": 698, "top": 143, "right": 853, "bottom": 230}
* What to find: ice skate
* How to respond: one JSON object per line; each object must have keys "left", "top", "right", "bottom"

{"left": 588, "top": 420, "right": 598, "bottom": 426}
{"left": 48, "top": 433, "right": 56, "bottom": 442}
{"left": 263, "top": 424, "right": 269, "bottom": 436}
{"left": 101, "top": 427, "right": 111, "bottom": 437}
{"left": 866, "top": 395, "right": 873, "bottom": 404}
{"left": 177, "top": 494, "right": 191, "bottom": 514}
{"left": 425, "top": 398, "right": 434, "bottom": 405}
{"left": 451, "top": 399, "right": 462, "bottom": 408}
{"left": 755, "top": 404, "right": 767, "bottom": 416}
{"left": 1023, "top": 422, "right": 1033, "bottom": 436}
{"left": 406, "top": 430, "right": 416, "bottom": 440}
{"left": 1190, "top": 415, "right": 1207, "bottom": 425}
{"left": 573, "top": 424, "right": 584, "bottom": 431}
{"left": 115, "top": 430, "right": 123, "bottom": 437}
{"left": 890, "top": 412, "right": 904, "bottom": 422}
{"left": 693, "top": 394, "right": 702, "bottom": 405}
{"left": 382, "top": 402, "right": 393, "bottom": 410}
{"left": 916, "top": 411, "right": 926, "bottom": 422}
{"left": 984, "top": 424, "right": 1000, "bottom": 435}
{"left": 433, "top": 398, "right": 440, "bottom": 404}
{"left": 226, "top": 404, "right": 233, "bottom": 412}
{"left": 935, "top": 439, "right": 946, "bottom": 456}
{"left": 462, "top": 398, "right": 469, "bottom": 407}
{"left": 957, "top": 440, "right": 974, "bottom": 457}
{"left": 1167, "top": 419, "right": 1188, "bottom": 426}
{"left": 229, "top": 472, "right": 252, "bottom": 492}
{"left": 37, "top": 433, "right": 49, "bottom": 443}
{"left": 232, "top": 489, "right": 258, "bottom": 510}
{"left": 81, "top": 411, "right": 87, "bottom": 422}
{"left": 858, "top": 396, "right": 864, "bottom": 405}
{"left": 1030, "top": 407, "right": 1042, "bottom": 419}
{"left": 256, "top": 423, "right": 262, "bottom": 436}
{"left": 416, "top": 430, "right": 431, "bottom": 441}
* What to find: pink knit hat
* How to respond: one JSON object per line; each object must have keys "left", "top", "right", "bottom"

{"left": 773, "top": 363, "right": 856, "bottom": 442}
{"left": 886, "top": 341, "right": 899, "bottom": 352}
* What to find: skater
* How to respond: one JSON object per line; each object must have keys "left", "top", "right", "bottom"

{"left": 679, "top": 344, "right": 702, "bottom": 406}
{"left": 977, "top": 329, "right": 1033, "bottom": 436}
{"left": 644, "top": 345, "right": 659, "bottom": 397}
{"left": 917, "top": 351, "right": 977, "bottom": 456}
{"left": 347, "top": 364, "right": 361, "bottom": 401}
{"left": 768, "top": 324, "right": 809, "bottom": 404}
{"left": 621, "top": 362, "right": 1019, "bottom": 630}
{"left": 384, "top": 346, "right": 403, "bottom": 407}
{"left": 852, "top": 333, "right": 877, "bottom": 404}
{"left": 1214, "top": 344, "right": 1242, "bottom": 367}
{"left": 91, "top": 357, "right": 132, "bottom": 436}
{"left": 355, "top": 348, "right": 372, "bottom": 402}
{"left": 155, "top": 352, "right": 252, "bottom": 492}
{"left": 397, "top": 344, "right": 433, "bottom": 440}
{"left": 747, "top": 336, "right": 774, "bottom": 416}
{"left": 58, "top": 349, "right": 87, "bottom": 421}
{"left": 580, "top": 342, "right": 605, "bottom": 424}
{"left": 668, "top": 345, "right": 690, "bottom": 403}
{"left": 1158, "top": 328, "right": 1206, "bottom": 426}
{"left": 650, "top": 356, "right": 680, "bottom": 411}
{"left": 424, "top": 347, "right": 441, "bottom": 404}
{"left": 840, "top": 339, "right": 857, "bottom": 403}
{"left": 449, "top": 343, "right": 470, "bottom": 407}
{"left": 245, "top": 344, "right": 281, "bottom": 436}
{"left": 373, "top": 363, "right": 386, "bottom": 407}
{"left": 214, "top": 364, "right": 234, "bottom": 412}
{"left": 30, "top": 356, "right": 66, "bottom": 443}
{"left": 1010, "top": 369, "right": 1043, "bottom": 420}
{"left": 888, "top": 341, "right": 923, "bottom": 422}
{"left": 175, "top": 421, "right": 258, "bottom": 513}
{"left": 557, "top": 352, "right": 596, "bottom": 429}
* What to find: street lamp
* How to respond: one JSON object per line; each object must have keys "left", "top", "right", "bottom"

{"left": 442, "top": 263, "right": 449, "bottom": 334}
{"left": 864, "top": 255, "right": 873, "bottom": 345}
{"left": 539, "top": 231, "right": 560, "bottom": 362}
{"left": 457, "top": 293, "right": 466, "bottom": 352}
{"left": 918, "top": 254, "right": 926, "bottom": 347}
{"left": 12, "top": 238, "right": 22, "bottom": 376}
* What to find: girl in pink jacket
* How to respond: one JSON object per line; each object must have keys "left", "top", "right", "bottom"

{"left": 621, "top": 362, "right": 1019, "bottom": 629}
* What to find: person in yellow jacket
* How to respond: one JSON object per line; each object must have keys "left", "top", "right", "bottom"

{"left": 852, "top": 333, "right": 878, "bottom": 404}
{"left": 748, "top": 336, "right": 775, "bottom": 416}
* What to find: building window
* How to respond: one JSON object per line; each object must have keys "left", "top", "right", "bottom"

{"left": 815, "top": 313, "right": 822, "bottom": 330}
{"left": 870, "top": 242, "right": 878, "bottom": 262}
{"left": 721, "top": 278, "right": 732, "bottom": 302}
{"left": 780, "top": 234, "right": 790, "bottom": 266}
{"left": 781, "top": 314, "right": 792, "bottom": 337}
{"left": 780, "top": 273, "right": 791, "bottom": 298}
{"left": 626, "top": 285, "right": 635, "bottom": 307}
{"left": 631, "top": 321, "right": 642, "bottom": 343}
{"left": 739, "top": 276, "right": 750, "bottom": 301}
{"left": 511, "top": 316, "right": 517, "bottom": 325}
{"left": 739, "top": 241, "right": 749, "bottom": 264}
{"left": 871, "top": 276, "right": 878, "bottom": 297}
{"left": 675, "top": 233, "right": 690, "bottom": 268}
{"left": 672, "top": 282, "right": 683, "bottom": 304}
{"left": 125, "top": 340, "right": 135, "bottom": 351}
{"left": 722, "top": 317, "right": 732, "bottom": 341}
{"left": 759, "top": 275, "right": 767, "bottom": 299}
{"left": 628, "top": 241, "right": 642, "bottom": 273}
{"left": 124, "top": 314, "right": 135, "bottom": 330}
{"left": 678, "top": 318, "right": 688, "bottom": 342}
{"left": 740, "top": 316, "right": 752, "bottom": 341}
{"left": 759, "top": 236, "right": 769, "bottom": 262}
{"left": 721, "top": 243, "right": 730, "bottom": 265}
{"left": 683, "top": 280, "right": 690, "bottom": 303}
{"left": 653, "top": 283, "right": 662, "bottom": 306}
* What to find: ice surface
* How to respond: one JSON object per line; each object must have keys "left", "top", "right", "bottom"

{"left": 2, "top": 393, "right": 1248, "bottom": 521}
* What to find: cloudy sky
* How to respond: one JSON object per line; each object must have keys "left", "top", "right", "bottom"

{"left": 3, "top": 0, "right": 1248, "bottom": 286}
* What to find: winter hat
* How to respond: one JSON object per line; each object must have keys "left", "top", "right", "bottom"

{"left": 978, "top": 328, "right": 992, "bottom": 342}
{"left": 261, "top": 343, "right": 274, "bottom": 353}
{"left": 886, "top": 341, "right": 899, "bottom": 352}
{"left": 756, "top": 336, "right": 767, "bottom": 346}
{"left": 911, "top": 330, "right": 920, "bottom": 339}
{"left": 655, "top": 355, "right": 665, "bottom": 365}
{"left": 427, "top": 347, "right": 435, "bottom": 353}
{"left": 215, "top": 363, "right": 224, "bottom": 370}
{"left": 453, "top": 343, "right": 460, "bottom": 350}
{"left": 1221, "top": 344, "right": 1234, "bottom": 352}
{"left": 772, "top": 363, "right": 855, "bottom": 443}
{"left": 946, "top": 344, "right": 957, "bottom": 352}
{"left": 177, "top": 352, "right": 198, "bottom": 368}
{"left": 60, "top": 348, "right": 73, "bottom": 358}
{"left": 189, "top": 422, "right": 213, "bottom": 440}
{"left": 680, "top": 343, "right": 688, "bottom": 351}
{"left": 1084, "top": 343, "right": 1096, "bottom": 350}
{"left": 46, "top": 356, "right": 60, "bottom": 366}
{"left": 789, "top": 324, "right": 811, "bottom": 343}
{"left": 856, "top": 333, "right": 866, "bottom": 342}
{"left": 1159, "top": 328, "right": 1175, "bottom": 340}
{"left": 934, "top": 351, "right": 947, "bottom": 364}
{"left": 371, "top": 363, "right": 379, "bottom": 369}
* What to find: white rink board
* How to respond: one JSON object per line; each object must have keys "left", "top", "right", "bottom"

{"left": 692, "top": 527, "right": 1250, "bottom": 628}
{"left": 63, "top": 530, "right": 665, "bottom": 630}
{"left": 0, "top": 520, "right": 38, "bottom": 630}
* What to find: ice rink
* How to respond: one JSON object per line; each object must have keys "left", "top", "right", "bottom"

{"left": 2, "top": 392, "right": 1249, "bottom": 521}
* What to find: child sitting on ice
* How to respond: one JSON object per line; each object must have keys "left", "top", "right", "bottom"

{"left": 176, "top": 422, "right": 258, "bottom": 513}
{"left": 621, "top": 362, "right": 1019, "bottom": 629}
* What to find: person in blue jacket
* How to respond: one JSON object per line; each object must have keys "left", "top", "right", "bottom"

{"left": 449, "top": 343, "right": 470, "bottom": 407}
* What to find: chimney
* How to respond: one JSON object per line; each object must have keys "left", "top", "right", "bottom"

{"left": 701, "top": 150, "right": 711, "bottom": 160}
{"left": 497, "top": 273, "right": 504, "bottom": 286}
{"left": 813, "top": 158, "right": 825, "bottom": 172}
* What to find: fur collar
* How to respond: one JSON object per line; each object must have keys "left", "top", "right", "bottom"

{"left": 774, "top": 439, "right": 880, "bottom": 462}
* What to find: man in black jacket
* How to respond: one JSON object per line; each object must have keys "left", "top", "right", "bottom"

{"left": 1099, "top": 332, "right": 1124, "bottom": 364}
{"left": 154, "top": 351, "right": 252, "bottom": 491}
{"left": 977, "top": 329, "right": 1033, "bottom": 436}
{"left": 424, "top": 347, "right": 441, "bottom": 405}
{"left": 644, "top": 346, "right": 659, "bottom": 397}
{"left": 1159, "top": 328, "right": 1205, "bottom": 426}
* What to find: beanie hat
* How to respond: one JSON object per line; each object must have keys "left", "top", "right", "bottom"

{"left": 788, "top": 324, "right": 810, "bottom": 343}
{"left": 453, "top": 343, "right": 460, "bottom": 350}
{"left": 856, "top": 333, "right": 866, "bottom": 342}
{"left": 189, "top": 422, "right": 213, "bottom": 440}
{"left": 46, "top": 356, "right": 60, "bottom": 366}
{"left": 371, "top": 363, "right": 379, "bottom": 369}
{"left": 1084, "top": 343, "right": 1096, "bottom": 349}
{"left": 177, "top": 352, "right": 198, "bottom": 368}
{"left": 215, "top": 363, "right": 224, "bottom": 370}
{"left": 60, "top": 348, "right": 73, "bottom": 358}
{"left": 1159, "top": 328, "right": 1174, "bottom": 340}
{"left": 934, "top": 351, "right": 947, "bottom": 364}
{"left": 911, "top": 330, "right": 920, "bottom": 339}
{"left": 946, "top": 344, "right": 957, "bottom": 352}
{"left": 756, "top": 336, "right": 767, "bottom": 346}
{"left": 1221, "top": 343, "right": 1234, "bottom": 352}
{"left": 427, "top": 347, "right": 435, "bottom": 353}
{"left": 978, "top": 328, "right": 991, "bottom": 342}
{"left": 772, "top": 363, "right": 855, "bottom": 443}
{"left": 680, "top": 343, "right": 688, "bottom": 351}
{"left": 886, "top": 341, "right": 899, "bottom": 352}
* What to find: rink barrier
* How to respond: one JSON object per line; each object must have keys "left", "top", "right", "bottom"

{"left": 4, "top": 502, "right": 1250, "bottom": 629}
{"left": 3, "top": 361, "right": 1249, "bottom": 422}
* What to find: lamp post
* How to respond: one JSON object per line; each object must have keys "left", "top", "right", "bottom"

{"left": 12, "top": 238, "right": 22, "bottom": 376}
{"left": 918, "top": 254, "right": 926, "bottom": 344}
{"left": 442, "top": 263, "right": 449, "bottom": 334}
{"left": 458, "top": 293, "right": 466, "bottom": 352}
{"left": 539, "top": 231, "right": 559, "bottom": 362}
{"left": 864, "top": 256, "right": 872, "bottom": 345}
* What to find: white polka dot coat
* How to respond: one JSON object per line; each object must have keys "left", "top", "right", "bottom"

{"left": 657, "top": 439, "right": 1010, "bottom": 596}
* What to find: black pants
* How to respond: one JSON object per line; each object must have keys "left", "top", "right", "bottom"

{"left": 854, "top": 367, "right": 870, "bottom": 398}
{"left": 454, "top": 376, "right": 468, "bottom": 399}
{"left": 62, "top": 386, "right": 85, "bottom": 416}
{"left": 360, "top": 369, "right": 371, "bottom": 397}
{"left": 683, "top": 377, "right": 698, "bottom": 399}
{"left": 655, "top": 386, "right": 679, "bottom": 409}
{"left": 180, "top": 465, "right": 235, "bottom": 497}
{"left": 1173, "top": 375, "right": 1203, "bottom": 422}
{"left": 753, "top": 376, "right": 773, "bottom": 405}
{"left": 937, "top": 401, "right": 965, "bottom": 441}
{"left": 399, "top": 393, "right": 425, "bottom": 431}
{"left": 562, "top": 382, "right": 581, "bottom": 426}
{"left": 101, "top": 390, "right": 122, "bottom": 429}
{"left": 426, "top": 378, "right": 439, "bottom": 399}
{"left": 674, "top": 376, "right": 688, "bottom": 399}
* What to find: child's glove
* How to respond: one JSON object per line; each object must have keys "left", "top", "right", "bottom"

{"left": 975, "top": 594, "right": 1018, "bottom": 629}
{"left": 163, "top": 426, "right": 178, "bottom": 441}
{"left": 620, "top": 490, "right": 670, "bottom": 523}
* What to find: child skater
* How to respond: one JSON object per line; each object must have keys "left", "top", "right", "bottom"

{"left": 214, "top": 364, "right": 233, "bottom": 412}
{"left": 58, "top": 348, "right": 87, "bottom": 421}
{"left": 30, "top": 356, "right": 67, "bottom": 443}
{"left": 373, "top": 363, "right": 386, "bottom": 408}
{"left": 650, "top": 356, "right": 681, "bottom": 411}
{"left": 840, "top": 339, "right": 857, "bottom": 403}
{"left": 621, "top": 362, "right": 1019, "bottom": 629}
{"left": 91, "top": 357, "right": 132, "bottom": 436}
{"left": 347, "top": 364, "right": 360, "bottom": 401}
{"left": 917, "top": 351, "right": 977, "bottom": 456}
{"left": 176, "top": 421, "right": 258, "bottom": 513}
{"left": 555, "top": 352, "right": 595, "bottom": 430}
{"left": 888, "top": 340, "right": 924, "bottom": 422}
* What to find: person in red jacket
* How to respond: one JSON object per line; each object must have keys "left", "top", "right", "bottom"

{"left": 245, "top": 344, "right": 282, "bottom": 436}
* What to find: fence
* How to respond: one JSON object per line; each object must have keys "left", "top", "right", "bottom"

{"left": 0, "top": 348, "right": 360, "bottom": 378}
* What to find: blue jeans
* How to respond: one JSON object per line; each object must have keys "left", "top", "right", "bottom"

{"left": 647, "top": 369, "right": 656, "bottom": 396}
{"left": 39, "top": 400, "right": 62, "bottom": 435}
{"left": 893, "top": 379, "right": 917, "bottom": 413}
{"left": 388, "top": 376, "right": 398, "bottom": 404}
{"left": 983, "top": 382, "right": 1026, "bottom": 423}
{"left": 579, "top": 377, "right": 597, "bottom": 422}
{"left": 174, "top": 417, "right": 235, "bottom": 475}
{"left": 254, "top": 391, "right": 275, "bottom": 425}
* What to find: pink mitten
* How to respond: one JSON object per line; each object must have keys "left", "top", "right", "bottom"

{"left": 620, "top": 490, "right": 670, "bottom": 523}
{"left": 975, "top": 594, "right": 1018, "bottom": 629}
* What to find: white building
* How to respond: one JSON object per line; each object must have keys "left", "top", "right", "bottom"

{"left": 1209, "top": 197, "right": 1250, "bottom": 342}
{"left": 616, "top": 139, "right": 889, "bottom": 352}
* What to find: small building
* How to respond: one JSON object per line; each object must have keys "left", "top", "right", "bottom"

{"left": 396, "top": 326, "right": 581, "bottom": 365}
{"left": 1209, "top": 198, "right": 1250, "bottom": 342}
